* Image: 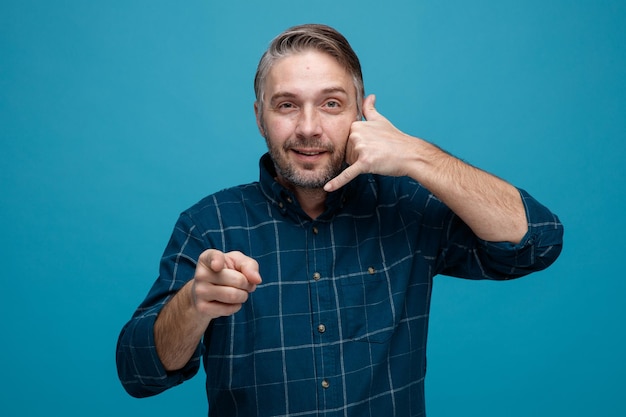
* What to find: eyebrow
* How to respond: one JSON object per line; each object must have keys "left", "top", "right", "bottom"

{"left": 269, "top": 87, "right": 350, "bottom": 105}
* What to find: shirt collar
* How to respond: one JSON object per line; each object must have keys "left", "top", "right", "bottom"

{"left": 258, "top": 153, "right": 356, "bottom": 221}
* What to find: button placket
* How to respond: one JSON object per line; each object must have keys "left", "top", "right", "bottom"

{"left": 306, "top": 220, "right": 338, "bottom": 401}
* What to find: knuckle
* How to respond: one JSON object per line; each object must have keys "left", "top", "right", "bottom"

{"left": 223, "top": 287, "right": 248, "bottom": 304}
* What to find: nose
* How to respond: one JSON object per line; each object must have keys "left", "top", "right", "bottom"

{"left": 295, "top": 105, "right": 322, "bottom": 138}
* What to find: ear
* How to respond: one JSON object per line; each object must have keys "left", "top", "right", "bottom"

{"left": 254, "top": 102, "right": 265, "bottom": 137}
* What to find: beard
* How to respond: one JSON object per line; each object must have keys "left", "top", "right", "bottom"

{"left": 265, "top": 136, "right": 346, "bottom": 190}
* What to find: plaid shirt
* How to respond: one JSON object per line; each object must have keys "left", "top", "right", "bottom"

{"left": 117, "top": 153, "right": 563, "bottom": 416}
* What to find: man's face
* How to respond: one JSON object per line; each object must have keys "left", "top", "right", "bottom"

{"left": 255, "top": 50, "right": 359, "bottom": 190}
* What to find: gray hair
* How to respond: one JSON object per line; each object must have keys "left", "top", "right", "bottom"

{"left": 254, "top": 24, "right": 365, "bottom": 122}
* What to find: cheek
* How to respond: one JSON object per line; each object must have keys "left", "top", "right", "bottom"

{"left": 264, "top": 116, "right": 294, "bottom": 140}
{"left": 325, "top": 117, "right": 354, "bottom": 142}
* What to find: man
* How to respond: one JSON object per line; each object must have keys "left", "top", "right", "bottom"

{"left": 117, "top": 24, "right": 563, "bottom": 416}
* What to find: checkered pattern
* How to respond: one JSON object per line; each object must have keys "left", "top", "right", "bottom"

{"left": 117, "top": 154, "right": 563, "bottom": 416}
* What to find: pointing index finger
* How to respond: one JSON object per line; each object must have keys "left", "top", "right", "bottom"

{"left": 226, "top": 251, "right": 262, "bottom": 286}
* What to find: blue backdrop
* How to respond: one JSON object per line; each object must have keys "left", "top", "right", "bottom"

{"left": 2, "top": 1, "right": 624, "bottom": 416}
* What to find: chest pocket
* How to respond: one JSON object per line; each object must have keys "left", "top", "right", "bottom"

{"left": 338, "top": 264, "right": 398, "bottom": 343}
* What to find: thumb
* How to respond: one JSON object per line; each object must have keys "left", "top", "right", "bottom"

{"left": 362, "top": 94, "right": 381, "bottom": 121}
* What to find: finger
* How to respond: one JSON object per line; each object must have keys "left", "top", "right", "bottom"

{"left": 197, "top": 249, "right": 227, "bottom": 273}
{"left": 194, "top": 284, "right": 250, "bottom": 317}
{"left": 208, "top": 284, "right": 252, "bottom": 306}
{"left": 201, "top": 301, "right": 244, "bottom": 318}
{"left": 195, "top": 250, "right": 252, "bottom": 291}
{"left": 323, "top": 162, "right": 362, "bottom": 192}
{"left": 226, "top": 251, "right": 263, "bottom": 286}
{"left": 362, "top": 94, "right": 382, "bottom": 121}
{"left": 213, "top": 268, "right": 259, "bottom": 292}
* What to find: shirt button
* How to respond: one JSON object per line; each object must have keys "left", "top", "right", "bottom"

{"left": 313, "top": 272, "right": 321, "bottom": 281}
{"left": 317, "top": 324, "right": 326, "bottom": 333}
{"left": 368, "top": 266, "right": 376, "bottom": 275}
{"left": 321, "top": 379, "right": 330, "bottom": 389}
{"left": 312, "top": 226, "right": 319, "bottom": 235}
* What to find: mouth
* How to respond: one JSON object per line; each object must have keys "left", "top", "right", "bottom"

{"left": 292, "top": 149, "right": 326, "bottom": 156}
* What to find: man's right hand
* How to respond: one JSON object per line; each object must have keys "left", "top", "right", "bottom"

{"left": 191, "top": 249, "right": 262, "bottom": 320}
{"left": 155, "top": 249, "right": 262, "bottom": 371}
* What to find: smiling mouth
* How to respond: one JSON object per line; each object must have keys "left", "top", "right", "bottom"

{"left": 293, "top": 149, "right": 326, "bottom": 156}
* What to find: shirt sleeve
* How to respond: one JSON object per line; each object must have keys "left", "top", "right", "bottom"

{"left": 116, "top": 213, "right": 206, "bottom": 398}
{"left": 439, "top": 188, "right": 564, "bottom": 280}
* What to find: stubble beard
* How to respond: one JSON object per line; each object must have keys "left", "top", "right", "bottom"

{"left": 266, "top": 136, "right": 346, "bottom": 190}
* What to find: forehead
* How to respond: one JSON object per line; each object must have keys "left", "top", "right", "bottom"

{"left": 265, "top": 50, "right": 355, "bottom": 97}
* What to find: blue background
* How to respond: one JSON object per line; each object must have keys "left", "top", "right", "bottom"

{"left": 2, "top": 0, "right": 625, "bottom": 416}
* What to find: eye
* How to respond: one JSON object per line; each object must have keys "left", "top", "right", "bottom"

{"left": 275, "top": 102, "right": 298, "bottom": 114}
{"left": 322, "top": 100, "right": 344, "bottom": 113}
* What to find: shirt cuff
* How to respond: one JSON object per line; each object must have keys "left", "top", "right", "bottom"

{"left": 478, "top": 188, "right": 563, "bottom": 272}
{"left": 117, "top": 309, "right": 202, "bottom": 397}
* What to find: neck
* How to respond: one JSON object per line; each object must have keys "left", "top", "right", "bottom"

{"left": 293, "top": 187, "right": 327, "bottom": 219}
{"left": 276, "top": 176, "right": 327, "bottom": 219}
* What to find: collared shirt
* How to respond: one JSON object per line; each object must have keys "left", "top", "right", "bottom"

{"left": 117, "top": 153, "right": 563, "bottom": 416}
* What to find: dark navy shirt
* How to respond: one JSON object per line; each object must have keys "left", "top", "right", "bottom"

{"left": 117, "top": 153, "right": 563, "bottom": 416}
